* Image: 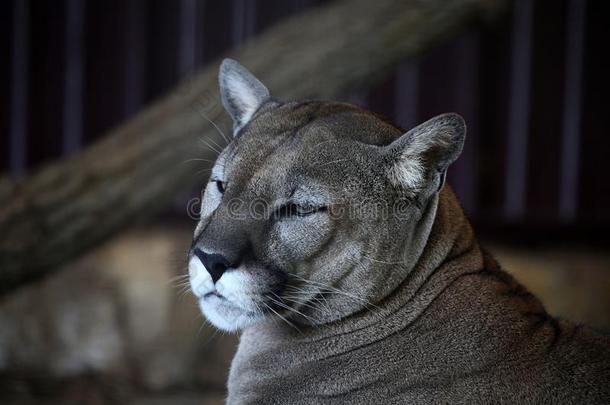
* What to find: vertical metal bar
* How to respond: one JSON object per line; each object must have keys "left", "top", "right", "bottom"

{"left": 174, "top": 0, "right": 201, "bottom": 214}
{"left": 246, "top": 0, "right": 256, "bottom": 38}
{"left": 504, "top": 0, "right": 534, "bottom": 220}
{"left": 62, "top": 0, "right": 84, "bottom": 155}
{"left": 10, "top": 0, "right": 29, "bottom": 175}
{"left": 124, "top": 0, "right": 147, "bottom": 117}
{"left": 179, "top": 0, "right": 198, "bottom": 77}
{"left": 394, "top": 61, "right": 419, "bottom": 130}
{"left": 232, "top": 0, "right": 245, "bottom": 46}
{"left": 559, "top": 0, "right": 586, "bottom": 222}
{"left": 233, "top": 0, "right": 256, "bottom": 46}
{"left": 196, "top": 0, "right": 205, "bottom": 66}
{"left": 452, "top": 33, "right": 480, "bottom": 215}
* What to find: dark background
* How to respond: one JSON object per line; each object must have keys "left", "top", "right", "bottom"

{"left": 2, "top": 0, "right": 610, "bottom": 242}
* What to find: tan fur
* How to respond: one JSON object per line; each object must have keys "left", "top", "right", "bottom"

{"left": 189, "top": 60, "right": 610, "bottom": 404}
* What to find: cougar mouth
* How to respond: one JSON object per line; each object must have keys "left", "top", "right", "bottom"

{"left": 204, "top": 290, "right": 224, "bottom": 299}
{"left": 190, "top": 253, "right": 292, "bottom": 330}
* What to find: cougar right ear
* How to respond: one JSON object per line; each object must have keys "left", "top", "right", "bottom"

{"left": 218, "top": 59, "right": 270, "bottom": 135}
{"left": 384, "top": 113, "right": 466, "bottom": 194}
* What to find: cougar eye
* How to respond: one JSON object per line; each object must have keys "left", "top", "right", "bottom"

{"left": 275, "top": 203, "right": 327, "bottom": 219}
{"left": 215, "top": 180, "right": 225, "bottom": 193}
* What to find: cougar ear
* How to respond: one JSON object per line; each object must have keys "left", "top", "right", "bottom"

{"left": 385, "top": 113, "right": 466, "bottom": 193}
{"left": 218, "top": 58, "right": 270, "bottom": 134}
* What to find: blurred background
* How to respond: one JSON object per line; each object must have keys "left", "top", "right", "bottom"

{"left": 0, "top": 0, "right": 609, "bottom": 403}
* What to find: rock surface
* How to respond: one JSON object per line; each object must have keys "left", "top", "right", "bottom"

{"left": 0, "top": 224, "right": 608, "bottom": 403}
{"left": 0, "top": 224, "right": 237, "bottom": 404}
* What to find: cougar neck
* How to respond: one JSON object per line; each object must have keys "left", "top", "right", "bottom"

{"left": 245, "top": 186, "right": 483, "bottom": 353}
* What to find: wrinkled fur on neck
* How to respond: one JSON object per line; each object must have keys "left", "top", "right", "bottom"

{"left": 194, "top": 59, "right": 610, "bottom": 404}
{"left": 228, "top": 187, "right": 610, "bottom": 404}
{"left": 238, "top": 185, "right": 477, "bottom": 341}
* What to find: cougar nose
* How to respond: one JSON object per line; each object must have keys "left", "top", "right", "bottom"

{"left": 193, "top": 248, "right": 231, "bottom": 284}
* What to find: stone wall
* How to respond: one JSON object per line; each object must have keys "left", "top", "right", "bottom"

{"left": 1, "top": 224, "right": 608, "bottom": 403}
{"left": 0, "top": 225, "right": 236, "bottom": 404}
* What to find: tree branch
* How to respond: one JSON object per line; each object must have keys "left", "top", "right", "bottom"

{"left": 0, "top": 0, "right": 506, "bottom": 296}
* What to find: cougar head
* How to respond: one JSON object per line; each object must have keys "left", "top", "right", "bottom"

{"left": 188, "top": 59, "right": 466, "bottom": 332}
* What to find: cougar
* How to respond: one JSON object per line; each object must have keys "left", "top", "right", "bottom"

{"left": 188, "top": 59, "right": 610, "bottom": 404}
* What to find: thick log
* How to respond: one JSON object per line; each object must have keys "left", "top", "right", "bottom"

{"left": 0, "top": 0, "right": 506, "bottom": 296}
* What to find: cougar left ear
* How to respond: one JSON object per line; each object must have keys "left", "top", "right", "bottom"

{"left": 385, "top": 113, "right": 466, "bottom": 194}
{"left": 218, "top": 58, "right": 270, "bottom": 134}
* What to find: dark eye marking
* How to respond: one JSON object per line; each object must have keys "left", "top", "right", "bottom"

{"left": 210, "top": 179, "right": 225, "bottom": 194}
{"left": 274, "top": 203, "right": 327, "bottom": 219}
